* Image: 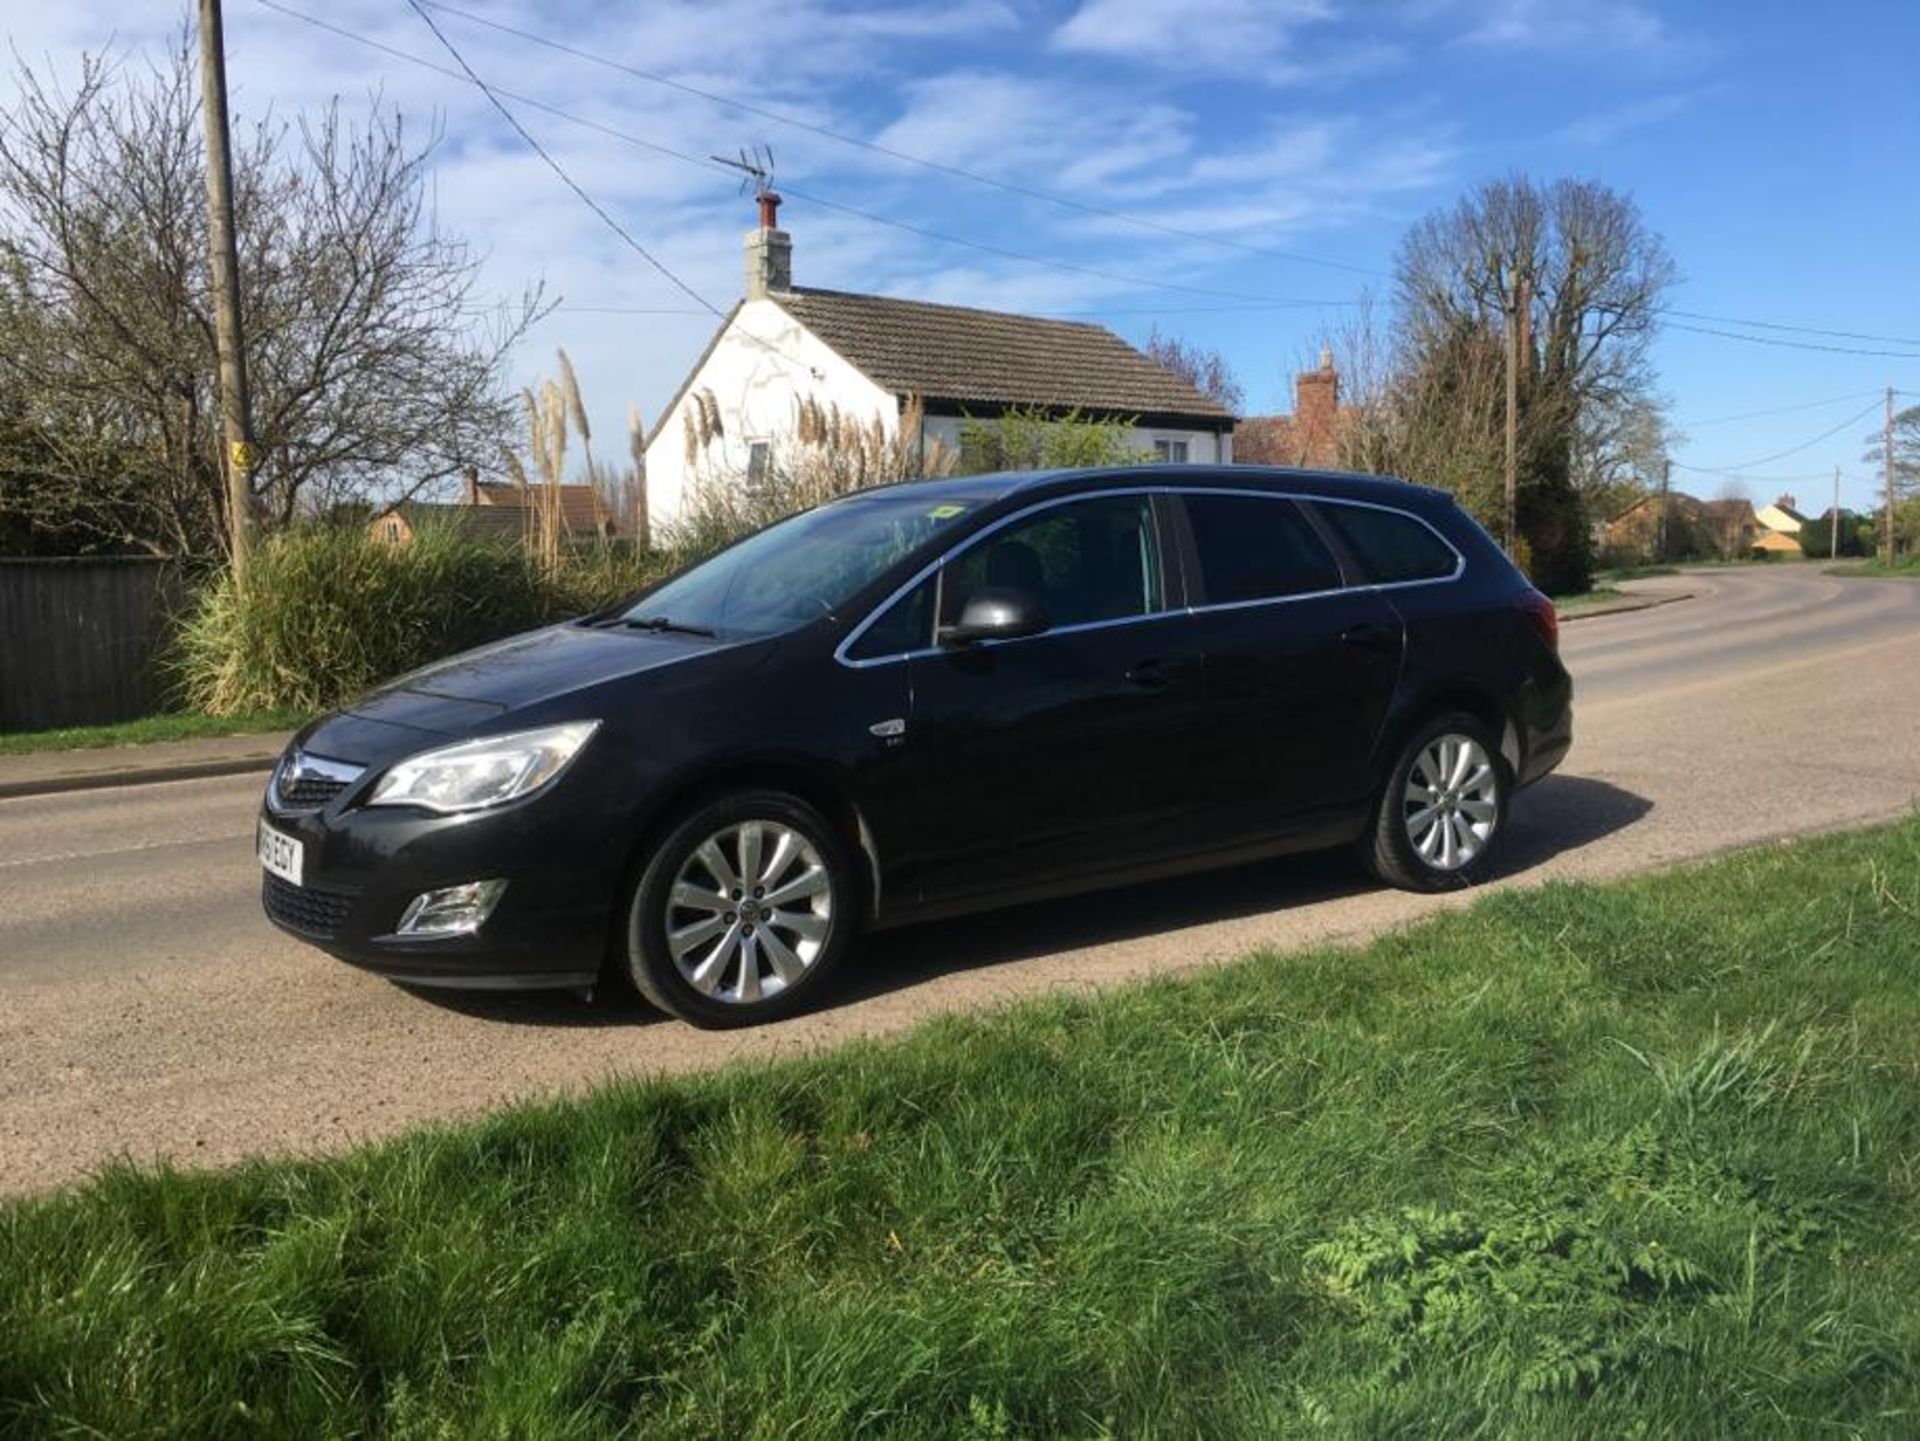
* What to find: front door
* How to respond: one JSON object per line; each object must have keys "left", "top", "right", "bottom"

{"left": 901, "top": 492, "right": 1205, "bottom": 906}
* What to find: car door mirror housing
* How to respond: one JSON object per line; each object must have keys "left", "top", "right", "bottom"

{"left": 937, "top": 586, "right": 1050, "bottom": 647}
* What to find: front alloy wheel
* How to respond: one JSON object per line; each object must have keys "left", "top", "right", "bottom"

{"left": 625, "top": 790, "right": 855, "bottom": 1027}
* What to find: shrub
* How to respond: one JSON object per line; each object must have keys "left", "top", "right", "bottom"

{"left": 173, "top": 523, "right": 666, "bottom": 715}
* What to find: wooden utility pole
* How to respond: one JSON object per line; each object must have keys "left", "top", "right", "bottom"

{"left": 1885, "top": 385, "right": 1897, "bottom": 568}
{"left": 1657, "top": 457, "right": 1670, "bottom": 561}
{"left": 1833, "top": 465, "right": 1842, "bottom": 561}
{"left": 197, "top": 0, "right": 256, "bottom": 586}
{"left": 1502, "top": 267, "right": 1528, "bottom": 557}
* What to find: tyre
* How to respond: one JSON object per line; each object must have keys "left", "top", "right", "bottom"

{"left": 623, "top": 790, "right": 857, "bottom": 1028}
{"left": 1364, "top": 712, "right": 1510, "bottom": 892}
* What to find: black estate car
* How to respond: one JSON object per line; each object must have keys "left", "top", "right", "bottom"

{"left": 259, "top": 466, "right": 1571, "bottom": 1027}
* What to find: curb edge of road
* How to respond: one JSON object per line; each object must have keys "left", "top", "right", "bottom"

{"left": 1560, "top": 590, "right": 1696, "bottom": 624}
{"left": 0, "top": 752, "right": 279, "bottom": 802}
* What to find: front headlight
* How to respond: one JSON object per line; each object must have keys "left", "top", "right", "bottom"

{"left": 367, "top": 721, "right": 600, "bottom": 814}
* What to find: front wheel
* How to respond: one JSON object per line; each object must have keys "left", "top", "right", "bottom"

{"left": 1364, "top": 713, "right": 1510, "bottom": 892}
{"left": 623, "top": 790, "right": 857, "bottom": 1028}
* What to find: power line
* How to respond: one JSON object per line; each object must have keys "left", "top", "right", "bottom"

{"left": 418, "top": 0, "right": 1386, "bottom": 281}
{"left": 1682, "top": 388, "right": 1885, "bottom": 429}
{"left": 1665, "top": 321, "right": 1920, "bottom": 361}
{"left": 260, "top": 0, "right": 1363, "bottom": 312}
{"left": 398, "top": 0, "right": 725, "bottom": 320}
{"left": 1672, "top": 396, "right": 1884, "bottom": 476}
{"left": 1663, "top": 309, "right": 1920, "bottom": 349}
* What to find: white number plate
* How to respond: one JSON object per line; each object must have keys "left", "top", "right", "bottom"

{"left": 257, "top": 820, "right": 305, "bottom": 886}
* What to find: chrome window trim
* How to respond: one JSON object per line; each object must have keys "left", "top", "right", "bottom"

{"left": 832, "top": 483, "right": 1465, "bottom": 669}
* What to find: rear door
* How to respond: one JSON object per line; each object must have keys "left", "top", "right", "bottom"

{"left": 1174, "top": 490, "right": 1404, "bottom": 849}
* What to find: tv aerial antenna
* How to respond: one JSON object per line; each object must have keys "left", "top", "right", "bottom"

{"left": 711, "top": 143, "right": 777, "bottom": 198}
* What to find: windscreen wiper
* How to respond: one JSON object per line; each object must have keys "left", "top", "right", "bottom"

{"left": 618, "top": 614, "right": 717, "bottom": 638}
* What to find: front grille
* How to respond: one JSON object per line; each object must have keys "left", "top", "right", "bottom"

{"left": 262, "top": 872, "right": 355, "bottom": 939}
{"left": 270, "top": 751, "right": 364, "bottom": 812}
{"left": 277, "top": 772, "right": 350, "bottom": 809}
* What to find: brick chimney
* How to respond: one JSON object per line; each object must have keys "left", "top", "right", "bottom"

{"left": 1293, "top": 348, "right": 1339, "bottom": 459}
{"left": 743, "top": 191, "right": 791, "bottom": 300}
{"left": 1775, "top": 493, "right": 1797, "bottom": 512}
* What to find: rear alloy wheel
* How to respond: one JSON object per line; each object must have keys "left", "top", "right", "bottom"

{"left": 1364, "top": 713, "right": 1509, "bottom": 892}
{"left": 625, "top": 791, "right": 855, "bottom": 1027}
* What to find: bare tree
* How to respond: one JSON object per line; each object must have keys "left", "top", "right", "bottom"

{"left": 0, "top": 35, "right": 543, "bottom": 556}
{"left": 1142, "top": 328, "right": 1245, "bottom": 413}
{"left": 1391, "top": 174, "right": 1676, "bottom": 592}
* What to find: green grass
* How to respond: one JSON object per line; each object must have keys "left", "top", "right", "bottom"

{"left": 0, "top": 708, "right": 308, "bottom": 755}
{"left": 1550, "top": 584, "right": 1628, "bottom": 609}
{"left": 1594, "top": 563, "right": 1681, "bottom": 583}
{"left": 1827, "top": 557, "right": 1920, "bottom": 579}
{"left": 5, "top": 819, "right": 1920, "bottom": 1438}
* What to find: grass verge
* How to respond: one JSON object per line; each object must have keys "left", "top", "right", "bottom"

{"left": 1551, "top": 585, "right": 1628, "bottom": 609}
{"left": 1827, "top": 558, "right": 1920, "bottom": 579}
{"left": 5, "top": 819, "right": 1920, "bottom": 1437}
{"left": 1594, "top": 563, "right": 1681, "bottom": 583}
{"left": 0, "top": 708, "right": 307, "bottom": 756}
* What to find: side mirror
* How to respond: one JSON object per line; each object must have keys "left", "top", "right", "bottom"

{"left": 937, "top": 586, "right": 1050, "bottom": 647}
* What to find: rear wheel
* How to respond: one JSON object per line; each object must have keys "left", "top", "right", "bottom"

{"left": 624, "top": 790, "right": 856, "bottom": 1028}
{"left": 1364, "top": 713, "right": 1509, "bottom": 892}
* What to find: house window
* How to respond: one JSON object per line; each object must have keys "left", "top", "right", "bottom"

{"left": 746, "top": 440, "right": 772, "bottom": 493}
{"left": 384, "top": 517, "right": 402, "bottom": 542}
{"left": 1153, "top": 438, "right": 1190, "bottom": 463}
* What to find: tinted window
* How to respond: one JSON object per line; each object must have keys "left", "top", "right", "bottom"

{"left": 1317, "top": 503, "right": 1458, "bottom": 584}
{"left": 941, "top": 494, "right": 1162, "bottom": 631}
{"left": 1184, "top": 494, "right": 1342, "bottom": 603}
{"left": 622, "top": 490, "right": 979, "bottom": 640}
{"left": 847, "top": 576, "right": 936, "bottom": 660}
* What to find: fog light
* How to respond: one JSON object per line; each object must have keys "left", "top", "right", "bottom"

{"left": 395, "top": 879, "right": 508, "bottom": 937}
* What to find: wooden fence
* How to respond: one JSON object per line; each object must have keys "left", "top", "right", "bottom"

{"left": 0, "top": 558, "right": 186, "bottom": 732}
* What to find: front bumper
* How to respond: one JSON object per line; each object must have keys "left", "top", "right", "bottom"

{"left": 258, "top": 769, "right": 633, "bottom": 991}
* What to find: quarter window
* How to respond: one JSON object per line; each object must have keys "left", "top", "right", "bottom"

{"left": 1183, "top": 494, "right": 1342, "bottom": 604}
{"left": 846, "top": 576, "right": 936, "bottom": 660}
{"left": 941, "top": 494, "right": 1163, "bottom": 632}
{"left": 1315, "top": 503, "right": 1458, "bottom": 584}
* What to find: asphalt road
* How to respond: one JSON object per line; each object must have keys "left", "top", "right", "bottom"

{"left": 3, "top": 564, "right": 1917, "bottom": 1194}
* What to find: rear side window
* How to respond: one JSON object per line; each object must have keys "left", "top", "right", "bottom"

{"left": 1183, "top": 494, "right": 1342, "bottom": 604}
{"left": 1316, "top": 503, "right": 1458, "bottom": 584}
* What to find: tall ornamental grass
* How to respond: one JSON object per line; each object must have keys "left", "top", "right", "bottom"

{"left": 173, "top": 524, "right": 666, "bottom": 716}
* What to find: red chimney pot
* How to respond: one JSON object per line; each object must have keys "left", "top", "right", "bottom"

{"left": 757, "top": 191, "right": 782, "bottom": 230}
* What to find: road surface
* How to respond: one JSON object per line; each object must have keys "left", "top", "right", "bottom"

{"left": 3, "top": 564, "right": 1917, "bottom": 1194}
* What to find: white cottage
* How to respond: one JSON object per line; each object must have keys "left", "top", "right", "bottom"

{"left": 642, "top": 196, "right": 1236, "bottom": 526}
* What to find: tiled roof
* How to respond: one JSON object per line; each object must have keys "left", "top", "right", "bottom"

{"left": 771, "top": 288, "right": 1234, "bottom": 421}
{"left": 390, "top": 502, "right": 530, "bottom": 542}
{"left": 471, "top": 483, "right": 615, "bottom": 533}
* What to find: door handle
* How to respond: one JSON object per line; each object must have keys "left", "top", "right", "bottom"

{"left": 1124, "top": 658, "right": 1193, "bottom": 690}
{"left": 1339, "top": 622, "right": 1400, "bottom": 653}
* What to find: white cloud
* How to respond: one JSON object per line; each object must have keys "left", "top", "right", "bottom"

{"left": 1051, "top": 0, "right": 1334, "bottom": 73}
{"left": 1553, "top": 92, "right": 1691, "bottom": 147}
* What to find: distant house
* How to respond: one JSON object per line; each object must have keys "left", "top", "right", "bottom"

{"left": 368, "top": 476, "right": 618, "bottom": 549}
{"left": 1234, "top": 351, "right": 1348, "bottom": 467}
{"left": 1598, "top": 490, "right": 1761, "bottom": 562}
{"left": 641, "top": 195, "right": 1235, "bottom": 527}
{"left": 1754, "top": 493, "right": 1807, "bottom": 536}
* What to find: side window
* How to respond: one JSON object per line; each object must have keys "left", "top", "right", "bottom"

{"left": 846, "top": 575, "right": 936, "bottom": 661}
{"left": 1315, "top": 504, "right": 1458, "bottom": 584}
{"left": 940, "top": 494, "right": 1163, "bottom": 632}
{"left": 1183, "top": 494, "right": 1342, "bottom": 604}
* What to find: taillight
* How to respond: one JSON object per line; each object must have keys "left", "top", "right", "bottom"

{"left": 1518, "top": 589, "right": 1559, "bottom": 652}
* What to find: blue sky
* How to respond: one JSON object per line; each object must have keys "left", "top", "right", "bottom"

{"left": 8, "top": 0, "right": 1917, "bottom": 511}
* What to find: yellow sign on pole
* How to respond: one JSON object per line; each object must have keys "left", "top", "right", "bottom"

{"left": 229, "top": 439, "right": 255, "bottom": 472}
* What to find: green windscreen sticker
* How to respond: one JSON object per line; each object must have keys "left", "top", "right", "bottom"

{"left": 928, "top": 504, "right": 966, "bottom": 519}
